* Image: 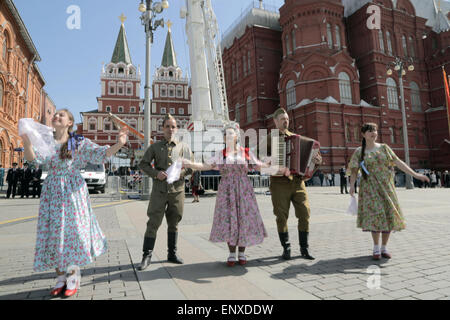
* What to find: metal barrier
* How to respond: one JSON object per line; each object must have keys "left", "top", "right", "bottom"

{"left": 106, "top": 175, "right": 144, "bottom": 200}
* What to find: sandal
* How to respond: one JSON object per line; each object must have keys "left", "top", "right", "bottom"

{"left": 227, "top": 254, "right": 236, "bottom": 267}
{"left": 238, "top": 252, "right": 247, "bottom": 265}
{"left": 50, "top": 275, "right": 66, "bottom": 296}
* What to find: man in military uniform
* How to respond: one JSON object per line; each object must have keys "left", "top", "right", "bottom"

{"left": 137, "top": 114, "right": 193, "bottom": 271}
{"left": 260, "top": 108, "right": 322, "bottom": 260}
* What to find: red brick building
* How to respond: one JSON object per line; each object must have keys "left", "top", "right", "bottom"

{"left": 78, "top": 18, "right": 144, "bottom": 159}
{"left": 151, "top": 24, "right": 191, "bottom": 141}
{"left": 0, "top": 0, "right": 46, "bottom": 168}
{"left": 222, "top": 0, "right": 450, "bottom": 171}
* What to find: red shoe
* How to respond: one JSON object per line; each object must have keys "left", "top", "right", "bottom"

{"left": 381, "top": 252, "right": 392, "bottom": 259}
{"left": 238, "top": 253, "right": 247, "bottom": 266}
{"left": 227, "top": 255, "right": 236, "bottom": 267}
{"left": 372, "top": 253, "right": 381, "bottom": 260}
{"left": 64, "top": 274, "right": 79, "bottom": 297}
{"left": 50, "top": 275, "right": 66, "bottom": 296}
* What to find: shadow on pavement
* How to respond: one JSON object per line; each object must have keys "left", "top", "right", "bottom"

{"left": 138, "top": 260, "right": 248, "bottom": 284}
{"left": 262, "top": 255, "right": 390, "bottom": 280}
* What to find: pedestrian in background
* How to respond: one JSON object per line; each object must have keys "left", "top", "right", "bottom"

{"left": 0, "top": 164, "right": 5, "bottom": 191}
{"left": 21, "top": 109, "right": 128, "bottom": 298}
{"left": 191, "top": 170, "right": 201, "bottom": 203}
{"left": 6, "top": 162, "right": 20, "bottom": 199}
{"left": 20, "top": 162, "right": 33, "bottom": 198}
{"left": 339, "top": 165, "right": 348, "bottom": 194}
{"left": 32, "top": 165, "right": 42, "bottom": 198}
{"left": 348, "top": 123, "right": 429, "bottom": 260}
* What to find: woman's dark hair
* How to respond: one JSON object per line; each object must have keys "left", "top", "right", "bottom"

{"left": 56, "top": 109, "right": 75, "bottom": 160}
{"left": 360, "top": 123, "right": 378, "bottom": 179}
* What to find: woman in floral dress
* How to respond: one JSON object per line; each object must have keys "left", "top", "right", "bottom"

{"left": 183, "top": 125, "right": 278, "bottom": 266}
{"left": 21, "top": 109, "right": 128, "bottom": 297}
{"left": 348, "top": 123, "right": 429, "bottom": 260}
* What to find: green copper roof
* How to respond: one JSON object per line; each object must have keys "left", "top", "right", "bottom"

{"left": 161, "top": 29, "right": 177, "bottom": 67}
{"left": 111, "top": 24, "right": 132, "bottom": 64}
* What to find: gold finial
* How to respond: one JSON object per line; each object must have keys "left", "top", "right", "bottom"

{"left": 438, "top": 0, "right": 442, "bottom": 11}
{"left": 167, "top": 19, "right": 173, "bottom": 31}
{"left": 119, "top": 13, "right": 127, "bottom": 24}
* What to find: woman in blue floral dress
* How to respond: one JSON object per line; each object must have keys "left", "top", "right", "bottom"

{"left": 21, "top": 109, "right": 128, "bottom": 297}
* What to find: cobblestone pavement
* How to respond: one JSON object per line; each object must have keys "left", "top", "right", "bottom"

{"left": 0, "top": 187, "right": 449, "bottom": 300}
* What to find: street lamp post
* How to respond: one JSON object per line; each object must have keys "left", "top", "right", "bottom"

{"left": 387, "top": 57, "right": 415, "bottom": 189}
{"left": 139, "top": 0, "right": 169, "bottom": 200}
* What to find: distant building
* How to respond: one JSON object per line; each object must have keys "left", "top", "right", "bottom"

{"left": 78, "top": 16, "right": 144, "bottom": 164}
{"left": 222, "top": 0, "right": 450, "bottom": 170}
{"left": 0, "top": 0, "right": 46, "bottom": 168}
{"left": 151, "top": 21, "right": 192, "bottom": 141}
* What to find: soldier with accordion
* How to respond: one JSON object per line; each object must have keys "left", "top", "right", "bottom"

{"left": 259, "top": 108, "right": 322, "bottom": 260}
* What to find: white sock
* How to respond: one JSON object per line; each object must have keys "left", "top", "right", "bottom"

{"left": 228, "top": 252, "right": 236, "bottom": 260}
{"left": 381, "top": 245, "right": 387, "bottom": 253}
{"left": 373, "top": 245, "right": 380, "bottom": 254}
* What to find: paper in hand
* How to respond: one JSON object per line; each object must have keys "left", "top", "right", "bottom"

{"left": 166, "top": 160, "right": 182, "bottom": 184}
{"left": 19, "top": 118, "right": 56, "bottom": 159}
{"left": 346, "top": 196, "right": 358, "bottom": 216}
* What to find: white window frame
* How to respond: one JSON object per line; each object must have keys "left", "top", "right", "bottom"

{"left": 387, "top": 77, "right": 399, "bottom": 110}
{"left": 286, "top": 80, "right": 296, "bottom": 110}
{"left": 339, "top": 72, "right": 352, "bottom": 104}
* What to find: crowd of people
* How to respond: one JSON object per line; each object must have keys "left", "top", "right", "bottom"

{"left": 0, "top": 162, "right": 42, "bottom": 198}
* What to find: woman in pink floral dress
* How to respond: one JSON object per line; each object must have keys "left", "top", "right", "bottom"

{"left": 183, "top": 125, "right": 276, "bottom": 266}
{"left": 347, "top": 123, "right": 429, "bottom": 260}
{"left": 21, "top": 109, "right": 128, "bottom": 297}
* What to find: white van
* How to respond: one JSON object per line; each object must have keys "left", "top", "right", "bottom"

{"left": 80, "top": 162, "right": 107, "bottom": 193}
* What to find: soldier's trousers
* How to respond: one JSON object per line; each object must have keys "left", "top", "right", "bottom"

{"left": 144, "top": 190, "right": 184, "bottom": 238}
{"left": 269, "top": 176, "right": 310, "bottom": 233}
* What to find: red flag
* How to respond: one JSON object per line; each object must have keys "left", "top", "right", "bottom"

{"left": 442, "top": 66, "right": 450, "bottom": 138}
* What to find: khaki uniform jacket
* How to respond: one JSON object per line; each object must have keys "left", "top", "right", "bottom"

{"left": 139, "top": 138, "right": 194, "bottom": 193}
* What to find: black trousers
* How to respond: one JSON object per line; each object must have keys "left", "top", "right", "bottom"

{"left": 7, "top": 182, "right": 18, "bottom": 198}
{"left": 340, "top": 179, "right": 348, "bottom": 194}
{"left": 32, "top": 182, "right": 41, "bottom": 197}
{"left": 20, "top": 180, "right": 31, "bottom": 197}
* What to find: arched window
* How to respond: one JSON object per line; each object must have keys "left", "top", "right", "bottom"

{"left": 286, "top": 80, "right": 296, "bottom": 109}
{"left": 247, "top": 51, "right": 251, "bottom": 73}
{"left": 243, "top": 55, "right": 247, "bottom": 76}
{"left": 389, "top": 127, "right": 396, "bottom": 144}
{"left": 339, "top": 72, "right": 352, "bottom": 104}
{"left": 160, "top": 84, "right": 167, "bottom": 97}
{"left": 345, "top": 123, "right": 351, "bottom": 142}
{"left": 386, "top": 77, "right": 399, "bottom": 109}
{"left": 379, "top": 29, "right": 385, "bottom": 53}
{"left": 108, "top": 82, "right": 116, "bottom": 95}
{"left": 402, "top": 35, "right": 408, "bottom": 57}
{"left": 409, "top": 36, "right": 416, "bottom": 58}
{"left": 386, "top": 31, "right": 393, "bottom": 55}
{"left": 410, "top": 81, "right": 421, "bottom": 112}
{"left": 246, "top": 96, "right": 252, "bottom": 123}
{"left": 327, "top": 24, "right": 333, "bottom": 49}
{"left": 2, "top": 32, "right": 7, "bottom": 61}
{"left": 168, "top": 85, "right": 175, "bottom": 97}
{"left": 126, "top": 83, "right": 133, "bottom": 95}
{"left": 235, "top": 103, "right": 240, "bottom": 123}
{"left": 0, "top": 78, "right": 3, "bottom": 110}
{"left": 118, "top": 106, "right": 124, "bottom": 113}
{"left": 117, "top": 82, "right": 124, "bottom": 95}
{"left": 176, "top": 85, "right": 183, "bottom": 98}
{"left": 335, "top": 25, "right": 341, "bottom": 50}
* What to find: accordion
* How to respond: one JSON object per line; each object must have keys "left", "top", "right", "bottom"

{"left": 272, "top": 134, "right": 320, "bottom": 179}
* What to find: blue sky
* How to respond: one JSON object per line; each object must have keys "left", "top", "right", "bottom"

{"left": 14, "top": 0, "right": 285, "bottom": 124}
